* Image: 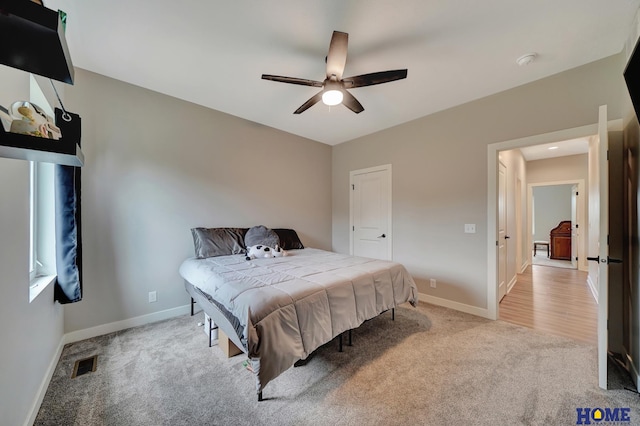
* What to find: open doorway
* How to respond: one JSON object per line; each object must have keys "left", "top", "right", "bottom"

{"left": 498, "top": 140, "right": 591, "bottom": 344}
{"left": 487, "top": 124, "right": 598, "bottom": 320}
{"left": 530, "top": 184, "right": 579, "bottom": 269}
{"left": 529, "top": 182, "right": 584, "bottom": 271}
{"left": 488, "top": 112, "right": 630, "bottom": 391}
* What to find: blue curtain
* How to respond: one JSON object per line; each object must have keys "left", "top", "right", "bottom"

{"left": 54, "top": 108, "right": 82, "bottom": 304}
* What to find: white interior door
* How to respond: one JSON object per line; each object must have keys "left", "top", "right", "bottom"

{"left": 589, "top": 105, "right": 609, "bottom": 389}
{"left": 498, "top": 163, "right": 507, "bottom": 301}
{"left": 571, "top": 184, "right": 578, "bottom": 269}
{"left": 350, "top": 165, "right": 392, "bottom": 260}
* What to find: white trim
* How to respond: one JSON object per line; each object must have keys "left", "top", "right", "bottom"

{"left": 23, "top": 339, "right": 65, "bottom": 426}
{"left": 419, "top": 292, "right": 490, "bottom": 319}
{"left": 349, "top": 164, "right": 393, "bottom": 260}
{"left": 587, "top": 275, "right": 598, "bottom": 302}
{"left": 28, "top": 274, "right": 56, "bottom": 303}
{"left": 623, "top": 348, "right": 640, "bottom": 391}
{"left": 506, "top": 274, "right": 517, "bottom": 294}
{"left": 63, "top": 304, "right": 191, "bottom": 344}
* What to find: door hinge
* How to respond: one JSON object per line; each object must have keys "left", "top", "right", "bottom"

{"left": 352, "top": 226, "right": 355, "bottom": 231}
{"left": 575, "top": 223, "right": 579, "bottom": 229}
{"left": 496, "top": 240, "right": 498, "bottom": 246}
{"left": 575, "top": 191, "right": 578, "bottom": 196}
{"left": 352, "top": 184, "right": 355, "bottom": 190}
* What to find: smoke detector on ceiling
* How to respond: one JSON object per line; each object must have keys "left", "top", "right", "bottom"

{"left": 516, "top": 53, "right": 537, "bottom": 66}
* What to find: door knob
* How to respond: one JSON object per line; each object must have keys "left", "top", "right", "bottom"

{"left": 505, "top": 235, "right": 510, "bottom": 239}
{"left": 378, "top": 234, "right": 386, "bottom": 238}
{"left": 587, "top": 256, "right": 600, "bottom": 262}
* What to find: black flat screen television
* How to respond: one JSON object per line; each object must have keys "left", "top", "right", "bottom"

{"left": 625, "top": 36, "right": 640, "bottom": 118}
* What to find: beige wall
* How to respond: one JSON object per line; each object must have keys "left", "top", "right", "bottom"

{"left": 61, "top": 69, "right": 333, "bottom": 333}
{"left": 527, "top": 154, "right": 589, "bottom": 184}
{"left": 0, "top": 68, "right": 65, "bottom": 426}
{"left": 332, "top": 54, "right": 625, "bottom": 310}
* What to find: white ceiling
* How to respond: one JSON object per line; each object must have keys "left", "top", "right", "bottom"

{"left": 47, "top": 0, "right": 640, "bottom": 146}
{"left": 519, "top": 137, "right": 590, "bottom": 161}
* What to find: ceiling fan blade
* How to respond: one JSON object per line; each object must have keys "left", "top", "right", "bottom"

{"left": 342, "top": 90, "right": 364, "bottom": 114}
{"left": 326, "top": 31, "right": 348, "bottom": 80}
{"left": 262, "top": 74, "right": 323, "bottom": 87}
{"left": 293, "top": 91, "right": 324, "bottom": 114}
{"left": 342, "top": 69, "right": 408, "bottom": 88}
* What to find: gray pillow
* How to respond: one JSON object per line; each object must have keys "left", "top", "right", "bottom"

{"left": 191, "top": 227, "right": 248, "bottom": 258}
{"left": 244, "top": 225, "right": 280, "bottom": 248}
{"left": 272, "top": 228, "right": 304, "bottom": 250}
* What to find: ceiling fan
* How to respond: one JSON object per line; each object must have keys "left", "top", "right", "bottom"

{"left": 262, "top": 31, "right": 408, "bottom": 114}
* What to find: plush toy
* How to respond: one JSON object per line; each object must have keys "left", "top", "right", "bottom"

{"left": 245, "top": 244, "right": 287, "bottom": 260}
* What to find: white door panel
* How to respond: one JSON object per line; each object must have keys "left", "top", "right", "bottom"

{"left": 498, "top": 163, "right": 507, "bottom": 301}
{"left": 351, "top": 165, "right": 392, "bottom": 260}
{"left": 571, "top": 185, "right": 578, "bottom": 269}
{"left": 589, "top": 105, "right": 609, "bottom": 389}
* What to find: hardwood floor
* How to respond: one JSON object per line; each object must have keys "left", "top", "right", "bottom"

{"left": 499, "top": 264, "right": 597, "bottom": 345}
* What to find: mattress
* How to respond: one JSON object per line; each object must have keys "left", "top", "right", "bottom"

{"left": 179, "top": 248, "right": 419, "bottom": 394}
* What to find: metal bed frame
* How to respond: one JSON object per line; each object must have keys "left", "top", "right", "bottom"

{"left": 186, "top": 280, "right": 395, "bottom": 401}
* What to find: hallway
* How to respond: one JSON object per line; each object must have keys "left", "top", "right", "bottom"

{"left": 499, "top": 264, "right": 597, "bottom": 345}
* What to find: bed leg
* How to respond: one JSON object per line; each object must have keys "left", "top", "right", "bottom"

{"left": 338, "top": 334, "right": 343, "bottom": 352}
{"left": 392, "top": 308, "right": 395, "bottom": 321}
{"left": 190, "top": 297, "right": 195, "bottom": 316}
{"left": 208, "top": 316, "right": 214, "bottom": 348}
{"left": 258, "top": 391, "right": 263, "bottom": 402}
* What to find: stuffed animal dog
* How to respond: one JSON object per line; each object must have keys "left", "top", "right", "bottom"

{"left": 245, "top": 244, "right": 287, "bottom": 260}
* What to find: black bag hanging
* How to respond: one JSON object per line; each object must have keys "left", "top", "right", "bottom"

{"left": 53, "top": 106, "right": 83, "bottom": 303}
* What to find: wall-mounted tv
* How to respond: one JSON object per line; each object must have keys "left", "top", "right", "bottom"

{"left": 625, "top": 36, "right": 640, "bottom": 118}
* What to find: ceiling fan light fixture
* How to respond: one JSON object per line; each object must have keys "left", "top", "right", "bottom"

{"left": 322, "top": 89, "right": 343, "bottom": 106}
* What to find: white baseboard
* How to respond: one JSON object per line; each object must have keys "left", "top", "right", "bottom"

{"left": 419, "top": 292, "right": 489, "bottom": 319}
{"left": 624, "top": 349, "right": 640, "bottom": 391}
{"left": 520, "top": 261, "right": 529, "bottom": 274}
{"left": 587, "top": 275, "right": 598, "bottom": 303}
{"left": 506, "top": 275, "right": 517, "bottom": 293}
{"left": 24, "top": 338, "right": 65, "bottom": 426}
{"left": 63, "top": 304, "right": 191, "bottom": 345}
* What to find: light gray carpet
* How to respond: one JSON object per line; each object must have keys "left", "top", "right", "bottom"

{"left": 34, "top": 303, "right": 639, "bottom": 426}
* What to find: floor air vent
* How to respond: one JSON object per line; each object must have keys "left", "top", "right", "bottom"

{"left": 71, "top": 355, "right": 98, "bottom": 378}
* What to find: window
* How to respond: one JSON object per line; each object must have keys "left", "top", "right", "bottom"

{"left": 29, "top": 159, "right": 56, "bottom": 302}
{"left": 28, "top": 75, "right": 57, "bottom": 302}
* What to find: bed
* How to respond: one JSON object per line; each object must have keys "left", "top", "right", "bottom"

{"left": 179, "top": 226, "right": 419, "bottom": 400}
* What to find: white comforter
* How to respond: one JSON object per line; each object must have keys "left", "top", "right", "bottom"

{"left": 179, "top": 248, "right": 419, "bottom": 393}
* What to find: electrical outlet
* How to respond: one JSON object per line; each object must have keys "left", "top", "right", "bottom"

{"left": 148, "top": 291, "right": 157, "bottom": 303}
{"left": 430, "top": 278, "right": 436, "bottom": 288}
{"left": 464, "top": 224, "right": 476, "bottom": 233}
